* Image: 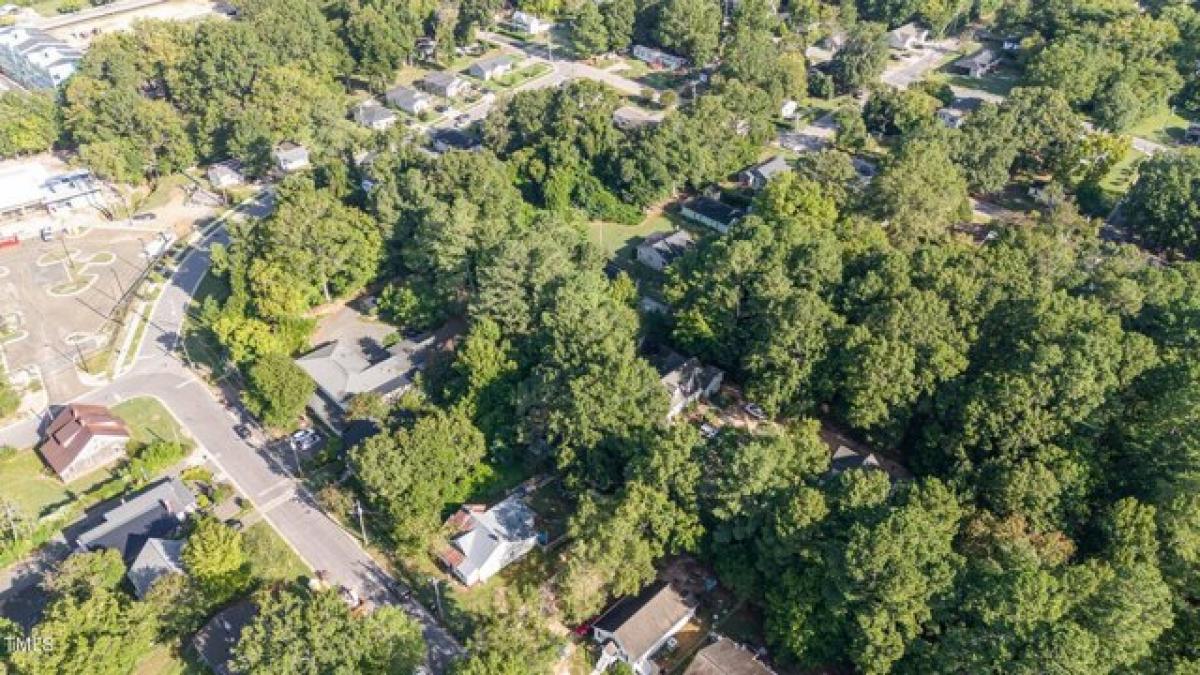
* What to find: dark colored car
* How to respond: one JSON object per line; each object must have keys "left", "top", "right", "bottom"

{"left": 234, "top": 424, "right": 252, "bottom": 440}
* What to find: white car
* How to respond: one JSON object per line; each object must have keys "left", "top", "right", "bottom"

{"left": 290, "top": 428, "right": 321, "bottom": 450}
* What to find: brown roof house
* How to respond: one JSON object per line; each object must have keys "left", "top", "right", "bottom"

{"left": 685, "top": 638, "right": 775, "bottom": 675}
{"left": 593, "top": 581, "right": 697, "bottom": 674}
{"left": 38, "top": 404, "right": 130, "bottom": 482}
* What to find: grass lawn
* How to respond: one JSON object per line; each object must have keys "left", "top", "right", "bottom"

{"left": 1126, "top": 107, "right": 1190, "bottom": 146}
{"left": 140, "top": 174, "right": 191, "bottom": 213}
{"left": 113, "top": 396, "right": 188, "bottom": 449}
{"left": 489, "top": 62, "right": 552, "bottom": 89}
{"left": 0, "top": 448, "right": 114, "bottom": 519}
{"left": 938, "top": 68, "right": 1020, "bottom": 98}
{"left": 1099, "top": 146, "right": 1147, "bottom": 197}
{"left": 130, "top": 643, "right": 208, "bottom": 675}
{"left": 181, "top": 270, "right": 231, "bottom": 377}
{"left": 586, "top": 214, "right": 677, "bottom": 259}
{"left": 243, "top": 521, "right": 310, "bottom": 583}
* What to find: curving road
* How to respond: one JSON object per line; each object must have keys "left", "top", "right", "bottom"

{"left": 0, "top": 192, "right": 465, "bottom": 671}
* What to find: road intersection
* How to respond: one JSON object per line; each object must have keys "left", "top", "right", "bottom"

{"left": 0, "top": 192, "right": 465, "bottom": 671}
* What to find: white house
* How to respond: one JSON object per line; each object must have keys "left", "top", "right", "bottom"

{"left": 679, "top": 196, "right": 742, "bottom": 233}
{"left": 437, "top": 495, "right": 539, "bottom": 586}
{"left": 353, "top": 100, "right": 398, "bottom": 131}
{"left": 421, "top": 70, "right": 469, "bottom": 98}
{"left": 632, "top": 44, "right": 688, "bottom": 71}
{"left": 511, "top": 10, "right": 551, "bottom": 35}
{"left": 207, "top": 161, "right": 244, "bottom": 189}
{"left": 636, "top": 229, "right": 693, "bottom": 271}
{"left": 0, "top": 26, "right": 81, "bottom": 89}
{"left": 468, "top": 54, "right": 518, "bottom": 81}
{"left": 37, "top": 404, "right": 130, "bottom": 483}
{"left": 385, "top": 86, "right": 433, "bottom": 116}
{"left": 888, "top": 22, "right": 928, "bottom": 51}
{"left": 593, "top": 581, "right": 696, "bottom": 675}
{"left": 273, "top": 142, "right": 310, "bottom": 173}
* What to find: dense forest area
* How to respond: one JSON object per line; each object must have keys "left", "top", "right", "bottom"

{"left": 2, "top": 0, "right": 1200, "bottom": 672}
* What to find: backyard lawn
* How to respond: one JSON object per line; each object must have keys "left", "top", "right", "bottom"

{"left": 586, "top": 213, "right": 678, "bottom": 258}
{"left": 1099, "top": 147, "right": 1147, "bottom": 197}
{"left": 0, "top": 448, "right": 114, "bottom": 519}
{"left": 1126, "top": 108, "right": 1190, "bottom": 146}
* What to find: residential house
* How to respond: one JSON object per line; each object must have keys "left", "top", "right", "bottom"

{"left": 685, "top": 637, "right": 775, "bottom": 675}
{"left": 437, "top": 495, "right": 540, "bottom": 586}
{"left": 127, "top": 537, "right": 184, "bottom": 599}
{"left": 273, "top": 142, "right": 310, "bottom": 173}
{"left": 829, "top": 445, "right": 884, "bottom": 475}
{"left": 0, "top": 26, "right": 81, "bottom": 89}
{"left": 511, "top": 10, "right": 551, "bottom": 35}
{"left": 353, "top": 100, "right": 398, "bottom": 131}
{"left": 680, "top": 196, "right": 742, "bottom": 233}
{"left": 73, "top": 477, "right": 197, "bottom": 562}
{"left": 385, "top": 85, "right": 433, "bottom": 116}
{"left": 937, "top": 107, "right": 967, "bottom": 128}
{"left": 468, "top": 54, "right": 518, "bottom": 81}
{"left": 739, "top": 155, "right": 791, "bottom": 191}
{"left": 38, "top": 404, "right": 130, "bottom": 483}
{"left": 192, "top": 600, "right": 258, "bottom": 675}
{"left": 632, "top": 44, "right": 688, "bottom": 71}
{"left": 951, "top": 48, "right": 1000, "bottom": 78}
{"left": 593, "top": 581, "right": 697, "bottom": 675}
{"left": 207, "top": 161, "right": 244, "bottom": 190}
{"left": 888, "top": 22, "right": 928, "bottom": 51}
{"left": 1185, "top": 123, "right": 1200, "bottom": 145}
{"left": 651, "top": 348, "right": 724, "bottom": 419}
{"left": 421, "top": 70, "right": 469, "bottom": 98}
{"left": 295, "top": 333, "right": 433, "bottom": 413}
{"left": 430, "top": 127, "right": 480, "bottom": 153}
{"left": 636, "top": 229, "right": 694, "bottom": 271}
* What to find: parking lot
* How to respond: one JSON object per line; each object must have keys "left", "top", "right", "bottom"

{"left": 0, "top": 227, "right": 156, "bottom": 401}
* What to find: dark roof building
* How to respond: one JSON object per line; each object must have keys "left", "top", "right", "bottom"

{"left": 73, "top": 477, "right": 196, "bottom": 563}
{"left": 952, "top": 48, "right": 1001, "bottom": 78}
{"left": 192, "top": 600, "right": 258, "bottom": 675}
{"left": 127, "top": 537, "right": 184, "bottom": 598}
{"left": 430, "top": 127, "right": 480, "bottom": 153}
{"left": 679, "top": 196, "right": 743, "bottom": 234}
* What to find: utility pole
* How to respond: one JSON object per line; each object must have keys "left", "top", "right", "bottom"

{"left": 355, "top": 499, "right": 368, "bottom": 547}
{"left": 111, "top": 267, "right": 124, "bottom": 297}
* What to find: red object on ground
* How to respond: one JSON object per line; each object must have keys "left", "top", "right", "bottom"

{"left": 0, "top": 235, "right": 18, "bottom": 249}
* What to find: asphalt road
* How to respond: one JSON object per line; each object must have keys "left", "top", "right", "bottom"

{"left": 0, "top": 192, "right": 465, "bottom": 671}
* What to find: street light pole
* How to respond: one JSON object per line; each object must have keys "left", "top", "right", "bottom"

{"left": 355, "top": 499, "right": 368, "bottom": 547}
